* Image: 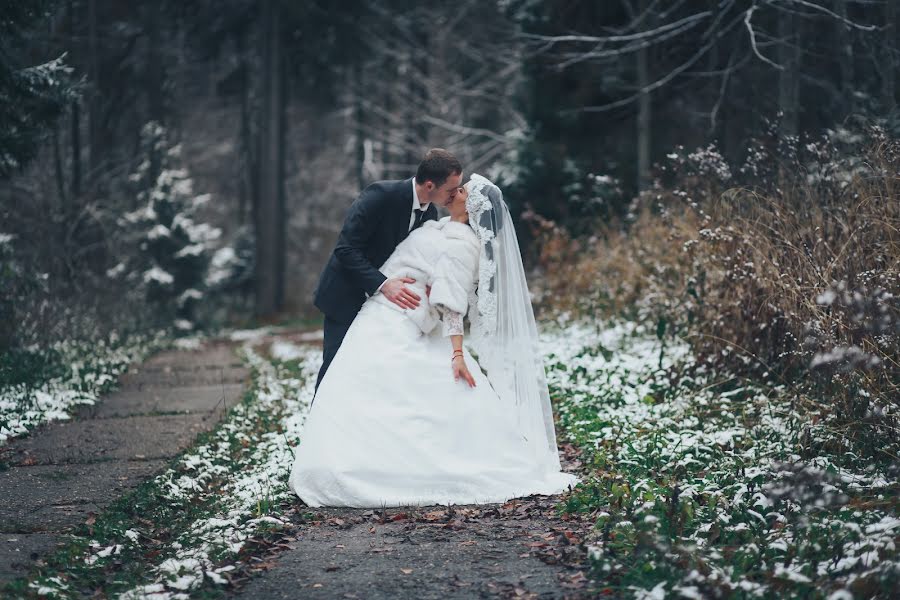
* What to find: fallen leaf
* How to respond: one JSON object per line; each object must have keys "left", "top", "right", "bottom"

{"left": 400, "top": 568, "right": 413, "bottom": 574}
{"left": 559, "top": 571, "right": 588, "bottom": 589}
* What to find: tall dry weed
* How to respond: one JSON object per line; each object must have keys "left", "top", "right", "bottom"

{"left": 527, "top": 125, "right": 899, "bottom": 460}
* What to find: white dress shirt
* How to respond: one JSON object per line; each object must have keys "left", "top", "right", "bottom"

{"left": 375, "top": 178, "right": 430, "bottom": 294}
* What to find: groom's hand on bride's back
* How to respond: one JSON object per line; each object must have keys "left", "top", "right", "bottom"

{"left": 381, "top": 277, "right": 421, "bottom": 310}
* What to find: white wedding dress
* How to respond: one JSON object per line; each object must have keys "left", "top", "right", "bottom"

{"left": 289, "top": 216, "right": 579, "bottom": 508}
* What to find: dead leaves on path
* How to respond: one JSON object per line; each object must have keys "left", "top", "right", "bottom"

{"left": 210, "top": 496, "right": 599, "bottom": 598}
{"left": 486, "top": 581, "right": 540, "bottom": 599}
{"left": 297, "top": 495, "right": 597, "bottom": 592}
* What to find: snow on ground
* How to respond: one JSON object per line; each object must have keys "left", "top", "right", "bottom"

{"left": 112, "top": 340, "right": 321, "bottom": 599}
{"left": 538, "top": 318, "right": 899, "bottom": 598}
{"left": 19, "top": 319, "right": 898, "bottom": 598}
{"left": 0, "top": 332, "right": 169, "bottom": 446}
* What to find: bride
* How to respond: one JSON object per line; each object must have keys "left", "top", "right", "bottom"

{"left": 288, "top": 174, "right": 579, "bottom": 508}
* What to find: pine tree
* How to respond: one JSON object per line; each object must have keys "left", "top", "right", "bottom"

{"left": 0, "top": 1, "right": 77, "bottom": 178}
{"left": 113, "top": 122, "right": 221, "bottom": 331}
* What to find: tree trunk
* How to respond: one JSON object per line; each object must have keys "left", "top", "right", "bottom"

{"left": 71, "top": 100, "right": 81, "bottom": 199}
{"left": 146, "top": 3, "right": 165, "bottom": 123}
{"left": 407, "top": 48, "right": 419, "bottom": 169}
{"left": 52, "top": 122, "right": 67, "bottom": 207}
{"left": 87, "top": 0, "right": 101, "bottom": 183}
{"left": 636, "top": 0, "right": 652, "bottom": 193}
{"left": 237, "top": 30, "right": 256, "bottom": 226}
{"left": 254, "top": 0, "right": 286, "bottom": 318}
{"left": 778, "top": 10, "right": 800, "bottom": 139}
{"left": 884, "top": 0, "right": 897, "bottom": 113}
{"left": 48, "top": 10, "right": 67, "bottom": 208}
{"left": 835, "top": 0, "right": 854, "bottom": 115}
{"left": 412, "top": 27, "right": 431, "bottom": 163}
{"left": 354, "top": 60, "right": 366, "bottom": 191}
{"left": 67, "top": 0, "right": 81, "bottom": 200}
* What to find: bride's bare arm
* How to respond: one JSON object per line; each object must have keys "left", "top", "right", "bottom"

{"left": 440, "top": 308, "right": 476, "bottom": 388}
{"left": 450, "top": 334, "right": 476, "bottom": 388}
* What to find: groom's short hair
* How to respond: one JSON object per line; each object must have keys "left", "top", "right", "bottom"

{"left": 415, "top": 148, "right": 462, "bottom": 187}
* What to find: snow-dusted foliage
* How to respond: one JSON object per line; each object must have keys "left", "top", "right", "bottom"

{"left": 0, "top": 43, "right": 76, "bottom": 177}
{"left": 0, "top": 331, "right": 170, "bottom": 446}
{"left": 542, "top": 320, "right": 899, "bottom": 598}
{"left": 492, "top": 126, "right": 629, "bottom": 234}
{"left": 87, "top": 338, "right": 319, "bottom": 599}
{"left": 112, "top": 122, "right": 222, "bottom": 330}
{"left": 204, "top": 225, "right": 255, "bottom": 294}
{"left": 0, "top": 232, "right": 20, "bottom": 348}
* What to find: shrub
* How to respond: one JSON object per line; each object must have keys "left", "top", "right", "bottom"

{"left": 526, "top": 125, "right": 899, "bottom": 461}
{"left": 110, "top": 122, "right": 222, "bottom": 331}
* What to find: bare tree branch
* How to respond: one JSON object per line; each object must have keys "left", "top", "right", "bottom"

{"left": 419, "top": 115, "right": 512, "bottom": 144}
{"left": 777, "top": 0, "right": 878, "bottom": 31}
{"left": 573, "top": 8, "right": 748, "bottom": 113}
{"left": 523, "top": 10, "right": 713, "bottom": 45}
{"left": 554, "top": 15, "right": 713, "bottom": 69}
{"left": 746, "top": 5, "right": 785, "bottom": 70}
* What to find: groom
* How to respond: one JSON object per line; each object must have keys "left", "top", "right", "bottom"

{"left": 312, "top": 148, "right": 464, "bottom": 394}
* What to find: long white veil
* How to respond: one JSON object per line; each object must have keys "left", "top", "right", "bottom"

{"left": 465, "top": 174, "right": 562, "bottom": 473}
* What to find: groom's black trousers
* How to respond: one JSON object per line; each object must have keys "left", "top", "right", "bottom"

{"left": 313, "top": 316, "right": 353, "bottom": 400}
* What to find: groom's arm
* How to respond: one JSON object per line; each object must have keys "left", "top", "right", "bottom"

{"left": 333, "top": 185, "right": 389, "bottom": 296}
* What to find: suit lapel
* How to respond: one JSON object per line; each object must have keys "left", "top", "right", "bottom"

{"left": 402, "top": 177, "right": 415, "bottom": 227}
{"left": 395, "top": 178, "right": 416, "bottom": 243}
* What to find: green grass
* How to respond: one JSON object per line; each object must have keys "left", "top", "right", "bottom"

{"left": 0, "top": 330, "right": 172, "bottom": 450}
{"left": 543, "top": 321, "right": 899, "bottom": 599}
{"left": 0, "top": 347, "right": 68, "bottom": 389}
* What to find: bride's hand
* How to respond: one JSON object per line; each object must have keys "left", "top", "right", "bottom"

{"left": 452, "top": 356, "right": 476, "bottom": 388}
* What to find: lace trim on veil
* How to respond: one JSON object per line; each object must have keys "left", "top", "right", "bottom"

{"left": 465, "top": 174, "right": 499, "bottom": 342}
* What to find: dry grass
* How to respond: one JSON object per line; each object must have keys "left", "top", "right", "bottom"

{"left": 527, "top": 126, "right": 899, "bottom": 461}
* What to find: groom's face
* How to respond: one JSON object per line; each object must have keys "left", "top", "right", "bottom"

{"left": 425, "top": 172, "right": 463, "bottom": 208}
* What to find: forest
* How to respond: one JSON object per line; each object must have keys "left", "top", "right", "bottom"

{"left": 1, "top": 1, "right": 898, "bottom": 598}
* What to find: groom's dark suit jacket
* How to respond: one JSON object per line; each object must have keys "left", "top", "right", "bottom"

{"left": 314, "top": 177, "right": 438, "bottom": 325}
